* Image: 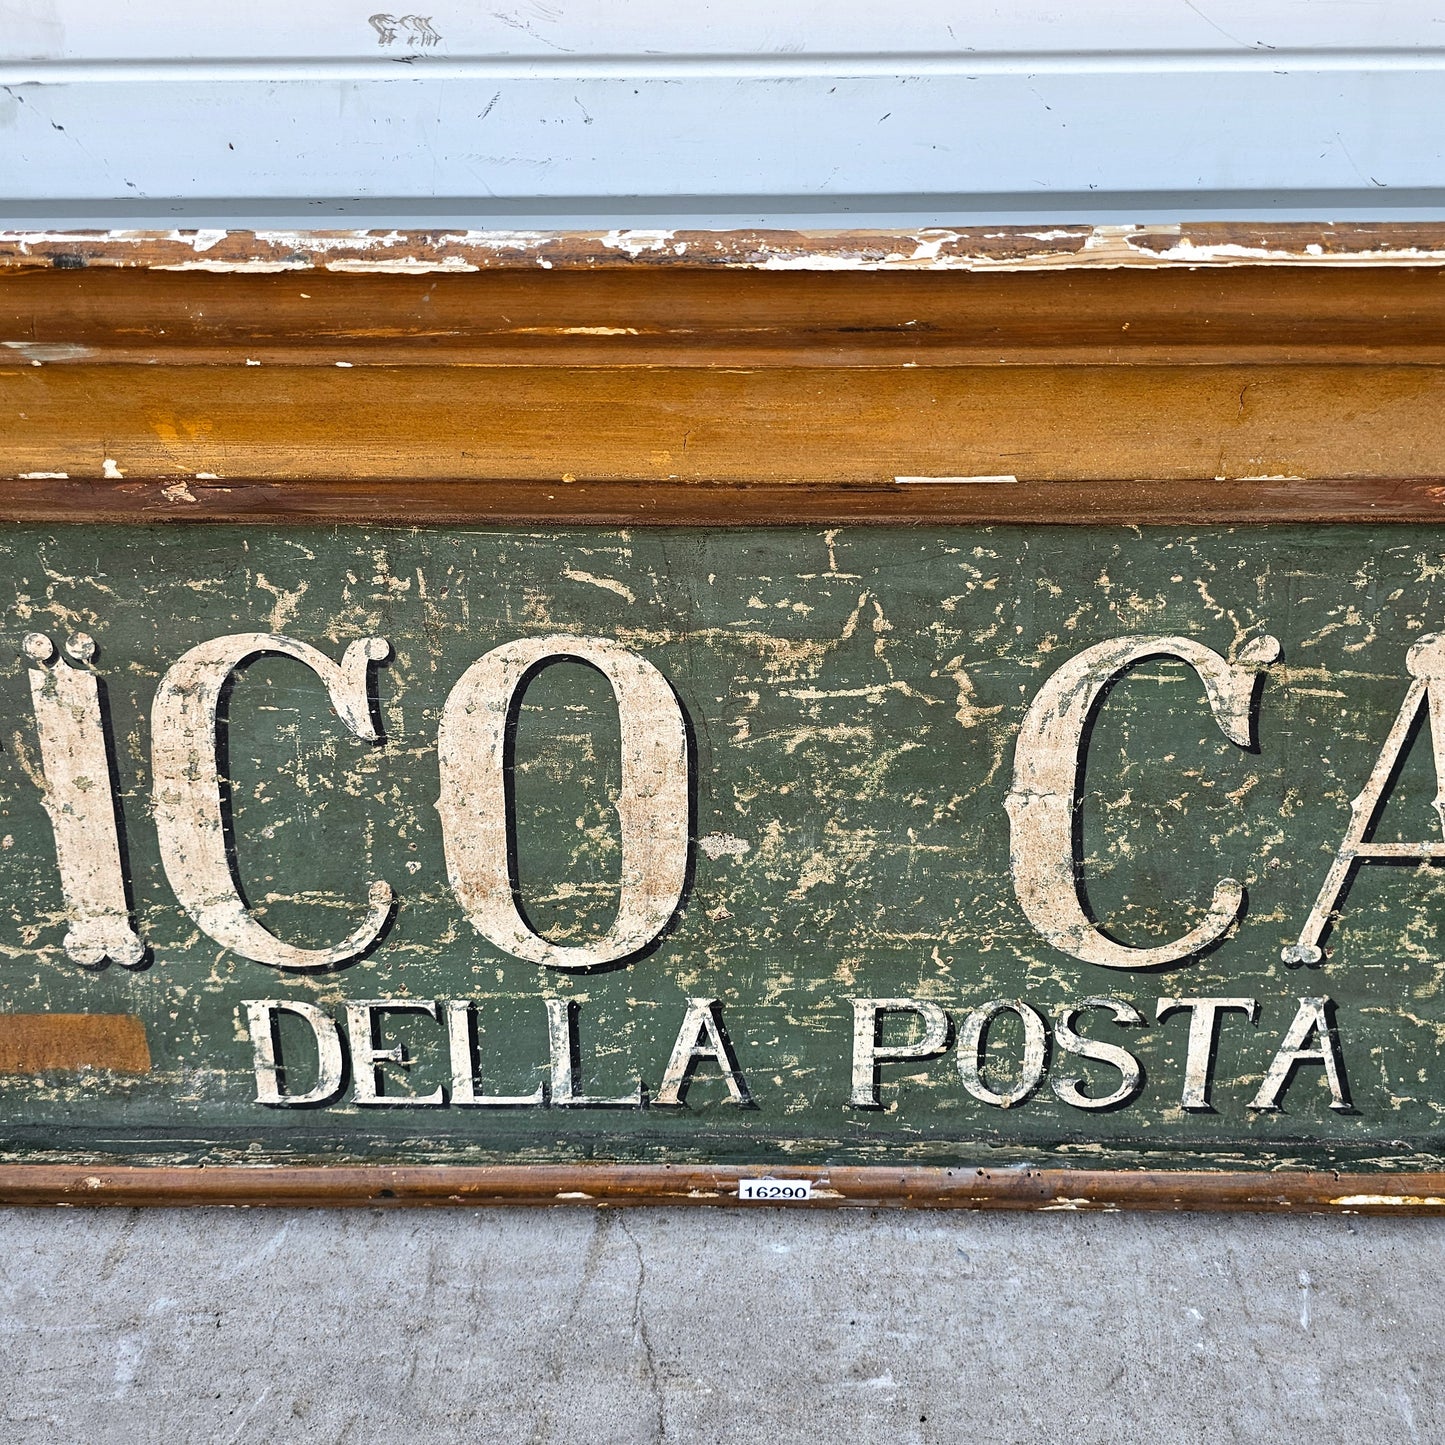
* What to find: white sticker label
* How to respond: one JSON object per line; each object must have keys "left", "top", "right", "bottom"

{"left": 737, "top": 1177, "right": 815, "bottom": 1201}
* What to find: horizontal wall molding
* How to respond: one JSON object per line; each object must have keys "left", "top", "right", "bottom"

{"left": 6, "top": 224, "right": 1445, "bottom": 272}
{"left": 10, "top": 201, "right": 1445, "bottom": 233}
{"left": 3, "top": 71, "right": 1439, "bottom": 216}
{"left": 1, "top": 478, "right": 1443, "bottom": 529}
{"left": 10, "top": 49, "right": 1445, "bottom": 85}
{"left": 6, "top": 1, "right": 1444, "bottom": 66}
{"left": 5, "top": 249, "right": 1445, "bottom": 367}
{"left": 4, "top": 364, "right": 1444, "bottom": 487}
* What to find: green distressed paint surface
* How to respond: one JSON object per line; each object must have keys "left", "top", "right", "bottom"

{"left": 0, "top": 524, "right": 1444, "bottom": 1171}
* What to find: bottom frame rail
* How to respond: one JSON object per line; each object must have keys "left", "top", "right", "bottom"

{"left": 0, "top": 1165, "right": 1442, "bottom": 1213}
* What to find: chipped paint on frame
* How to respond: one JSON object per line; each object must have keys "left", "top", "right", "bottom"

{"left": 7, "top": 224, "right": 1445, "bottom": 275}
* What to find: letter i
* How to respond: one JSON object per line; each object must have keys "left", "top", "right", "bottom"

{"left": 24, "top": 632, "right": 146, "bottom": 967}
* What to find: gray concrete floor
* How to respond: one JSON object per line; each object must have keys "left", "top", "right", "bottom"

{"left": 0, "top": 1206, "right": 1439, "bottom": 1443}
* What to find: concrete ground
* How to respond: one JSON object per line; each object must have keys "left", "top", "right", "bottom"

{"left": 0, "top": 1206, "right": 1438, "bottom": 1443}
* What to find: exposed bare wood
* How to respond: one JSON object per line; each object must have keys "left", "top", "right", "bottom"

{"left": 0, "top": 1015, "right": 150, "bottom": 1074}
{"left": 5, "top": 265, "right": 1445, "bottom": 369}
{"left": 4, "top": 243, "right": 1443, "bottom": 498}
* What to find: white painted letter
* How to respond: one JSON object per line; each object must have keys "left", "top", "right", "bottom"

{"left": 1286, "top": 634, "right": 1445, "bottom": 965}
{"left": 1007, "top": 633, "right": 1279, "bottom": 969}
{"left": 1250, "top": 997, "right": 1352, "bottom": 1112}
{"left": 655, "top": 998, "right": 751, "bottom": 1106}
{"left": 345, "top": 1000, "right": 445, "bottom": 1107}
{"left": 1051, "top": 996, "right": 1146, "bottom": 1110}
{"left": 1156, "top": 996, "right": 1258, "bottom": 1111}
{"left": 24, "top": 632, "right": 145, "bottom": 968}
{"left": 849, "top": 997, "right": 950, "bottom": 1108}
{"left": 245, "top": 999, "right": 345, "bottom": 1106}
{"left": 152, "top": 632, "right": 393, "bottom": 971}
{"left": 445, "top": 1000, "right": 545, "bottom": 1106}
{"left": 957, "top": 999, "right": 1048, "bottom": 1109}
{"left": 437, "top": 635, "right": 689, "bottom": 971}
{"left": 544, "top": 998, "right": 644, "bottom": 1107}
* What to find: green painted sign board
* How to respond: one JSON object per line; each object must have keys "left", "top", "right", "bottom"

{"left": 3, "top": 523, "right": 1445, "bottom": 1178}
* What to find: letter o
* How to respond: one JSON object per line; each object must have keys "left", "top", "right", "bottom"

{"left": 957, "top": 999, "right": 1048, "bottom": 1108}
{"left": 436, "top": 635, "right": 690, "bottom": 970}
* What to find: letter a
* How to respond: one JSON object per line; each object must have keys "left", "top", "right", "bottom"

{"left": 1286, "top": 633, "right": 1445, "bottom": 965}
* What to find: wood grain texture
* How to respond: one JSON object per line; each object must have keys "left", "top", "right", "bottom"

{"left": 6, "top": 264, "right": 1445, "bottom": 368}
{"left": 3, "top": 477, "right": 1445, "bottom": 526}
{"left": 3, "top": 364, "right": 1444, "bottom": 488}
{"left": 0, "top": 1165, "right": 1440, "bottom": 1213}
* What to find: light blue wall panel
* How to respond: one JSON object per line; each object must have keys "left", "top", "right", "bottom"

{"left": 1, "top": 0, "right": 1442, "bottom": 227}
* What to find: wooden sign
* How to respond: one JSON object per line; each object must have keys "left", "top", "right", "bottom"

{"left": 5, "top": 226, "right": 1445, "bottom": 1210}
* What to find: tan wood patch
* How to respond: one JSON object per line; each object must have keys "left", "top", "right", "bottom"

{"left": 0, "top": 1014, "right": 151, "bottom": 1075}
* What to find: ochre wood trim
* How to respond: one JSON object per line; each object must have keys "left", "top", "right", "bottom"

{"left": 4, "top": 366, "right": 1445, "bottom": 489}
{"left": 2, "top": 477, "right": 1444, "bottom": 527}
{"left": 0, "top": 1164, "right": 1439, "bottom": 1213}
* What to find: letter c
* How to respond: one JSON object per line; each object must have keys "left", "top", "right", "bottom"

{"left": 153, "top": 633, "right": 393, "bottom": 971}
{"left": 1005, "top": 633, "right": 1278, "bottom": 969}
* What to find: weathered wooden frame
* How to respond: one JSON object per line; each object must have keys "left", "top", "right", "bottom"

{"left": 4, "top": 222, "right": 1445, "bottom": 1211}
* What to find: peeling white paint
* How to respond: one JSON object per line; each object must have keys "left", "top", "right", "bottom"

{"left": 1330, "top": 1194, "right": 1445, "bottom": 1207}
{"left": 7, "top": 226, "right": 1445, "bottom": 275}
{"left": 600, "top": 229, "right": 679, "bottom": 258}
{"left": 517, "top": 326, "right": 642, "bottom": 336}
{"left": 1, "top": 341, "right": 97, "bottom": 362}
{"left": 908, "top": 231, "right": 962, "bottom": 262}
{"left": 179, "top": 229, "right": 228, "bottom": 252}
{"left": 150, "top": 260, "right": 310, "bottom": 273}
{"left": 758, "top": 254, "right": 873, "bottom": 272}
{"left": 324, "top": 258, "right": 481, "bottom": 274}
